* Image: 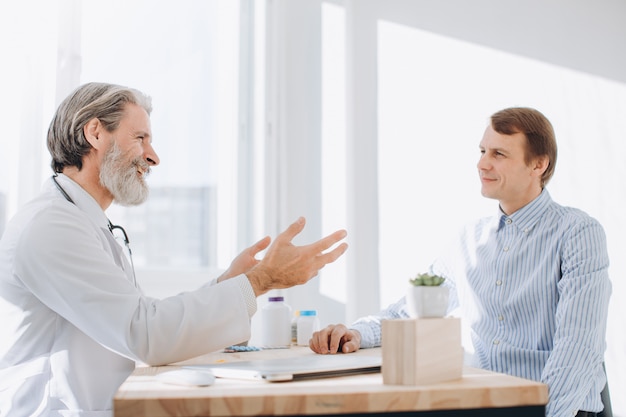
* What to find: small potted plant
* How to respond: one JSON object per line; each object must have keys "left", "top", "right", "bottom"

{"left": 406, "top": 272, "right": 449, "bottom": 318}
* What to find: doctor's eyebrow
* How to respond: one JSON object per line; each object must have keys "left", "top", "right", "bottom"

{"left": 132, "top": 130, "right": 152, "bottom": 142}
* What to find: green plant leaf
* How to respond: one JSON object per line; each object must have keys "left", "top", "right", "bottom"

{"left": 408, "top": 272, "right": 445, "bottom": 286}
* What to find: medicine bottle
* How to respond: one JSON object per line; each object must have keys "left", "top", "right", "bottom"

{"left": 296, "top": 310, "right": 320, "bottom": 346}
{"left": 291, "top": 310, "right": 300, "bottom": 345}
{"left": 261, "top": 296, "right": 292, "bottom": 348}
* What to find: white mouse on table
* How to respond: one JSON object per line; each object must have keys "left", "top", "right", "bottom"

{"left": 156, "top": 368, "right": 215, "bottom": 387}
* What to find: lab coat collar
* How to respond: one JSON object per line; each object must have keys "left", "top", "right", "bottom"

{"left": 48, "top": 174, "right": 111, "bottom": 232}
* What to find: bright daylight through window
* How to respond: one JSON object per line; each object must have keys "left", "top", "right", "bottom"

{"left": 80, "top": 0, "right": 243, "bottom": 274}
{"left": 0, "top": 0, "right": 264, "bottom": 298}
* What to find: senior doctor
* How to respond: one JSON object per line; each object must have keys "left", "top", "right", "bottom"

{"left": 0, "top": 82, "right": 348, "bottom": 417}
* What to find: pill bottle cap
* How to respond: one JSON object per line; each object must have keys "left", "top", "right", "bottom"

{"left": 300, "top": 310, "right": 317, "bottom": 316}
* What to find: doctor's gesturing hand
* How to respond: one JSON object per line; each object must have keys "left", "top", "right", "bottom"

{"left": 233, "top": 217, "right": 348, "bottom": 296}
{"left": 217, "top": 235, "right": 272, "bottom": 283}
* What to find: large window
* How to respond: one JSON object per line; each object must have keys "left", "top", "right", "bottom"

{"left": 80, "top": 0, "right": 242, "bottom": 273}
{"left": 0, "top": 0, "right": 265, "bottom": 295}
{"left": 321, "top": 2, "right": 347, "bottom": 304}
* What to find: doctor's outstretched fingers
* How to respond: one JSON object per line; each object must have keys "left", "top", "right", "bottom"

{"left": 245, "top": 217, "right": 348, "bottom": 296}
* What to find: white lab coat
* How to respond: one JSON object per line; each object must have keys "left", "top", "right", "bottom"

{"left": 0, "top": 175, "right": 255, "bottom": 416}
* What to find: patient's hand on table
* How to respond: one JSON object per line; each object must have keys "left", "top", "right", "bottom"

{"left": 309, "top": 324, "right": 362, "bottom": 354}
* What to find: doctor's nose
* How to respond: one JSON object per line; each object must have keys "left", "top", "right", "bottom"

{"left": 144, "top": 143, "right": 160, "bottom": 166}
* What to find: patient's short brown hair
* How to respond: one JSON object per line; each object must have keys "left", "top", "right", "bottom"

{"left": 491, "top": 107, "right": 557, "bottom": 187}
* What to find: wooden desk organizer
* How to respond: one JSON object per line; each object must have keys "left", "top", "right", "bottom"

{"left": 382, "top": 318, "right": 463, "bottom": 385}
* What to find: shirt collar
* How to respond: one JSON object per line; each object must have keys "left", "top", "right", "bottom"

{"left": 49, "top": 174, "right": 111, "bottom": 231}
{"left": 497, "top": 189, "right": 552, "bottom": 233}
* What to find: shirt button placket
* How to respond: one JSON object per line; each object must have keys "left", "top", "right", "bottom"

{"left": 494, "top": 218, "right": 510, "bottom": 361}
{"left": 502, "top": 218, "right": 512, "bottom": 252}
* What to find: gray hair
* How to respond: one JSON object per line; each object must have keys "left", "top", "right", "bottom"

{"left": 47, "top": 82, "right": 152, "bottom": 173}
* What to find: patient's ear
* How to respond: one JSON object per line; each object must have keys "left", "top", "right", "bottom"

{"left": 532, "top": 155, "right": 549, "bottom": 177}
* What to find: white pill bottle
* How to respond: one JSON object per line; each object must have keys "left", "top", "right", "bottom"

{"left": 296, "top": 310, "right": 320, "bottom": 346}
{"left": 261, "top": 296, "right": 292, "bottom": 348}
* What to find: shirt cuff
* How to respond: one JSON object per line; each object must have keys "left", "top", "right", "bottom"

{"left": 350, "top": 322, "right": 379, "bottom": 349}
{"left": 232, "top": 274, "right": 258, "bottom": 317}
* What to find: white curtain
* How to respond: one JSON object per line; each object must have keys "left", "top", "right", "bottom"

{"left": 0, "top": 2, "right": 58, "bottom": 222}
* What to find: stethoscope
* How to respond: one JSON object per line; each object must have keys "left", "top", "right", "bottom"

{"left": 51, "top": 174, "right": 137, "bottom": 287}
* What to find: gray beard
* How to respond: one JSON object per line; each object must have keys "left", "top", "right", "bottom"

{"left": 100, "top": 141, "right": 150, "bottom": 206}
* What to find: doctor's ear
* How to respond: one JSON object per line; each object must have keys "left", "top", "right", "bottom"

{"left": 83, "top": 118, "right": 105, "bottom": 149}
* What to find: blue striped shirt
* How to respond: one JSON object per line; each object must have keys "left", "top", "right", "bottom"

{"left": 352, "top": 190, "right": 611, "bottom": 417}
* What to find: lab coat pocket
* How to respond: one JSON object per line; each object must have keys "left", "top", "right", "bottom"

{"left": 0, "top": 355, "right": 49, "bottom": 391}
{"left": 0, "top": 356, "right": 50, "bottom": 415}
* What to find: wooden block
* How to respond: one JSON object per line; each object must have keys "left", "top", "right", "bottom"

{"left": 382, "top": 318, "right": 463, "bottom": 385}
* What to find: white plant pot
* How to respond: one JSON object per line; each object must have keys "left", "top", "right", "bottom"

{"left": 406, "top": 285, "right": 449, "bottom": 318}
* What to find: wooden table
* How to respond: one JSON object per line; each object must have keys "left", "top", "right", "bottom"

{"left": 114, "top": 347, "right": 548, "bottom": 417}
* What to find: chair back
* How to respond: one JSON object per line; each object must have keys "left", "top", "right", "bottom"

{"left": 598, "top": 363, "right": 612, "bottom": 417}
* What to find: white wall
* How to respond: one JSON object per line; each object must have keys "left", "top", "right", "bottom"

{"left": 367, "top": 0, "right": 626, "bottom": 85}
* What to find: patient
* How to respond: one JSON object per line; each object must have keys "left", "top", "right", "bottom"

{"left": 309, "top": 107, "right": 611, "bottom": 417}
